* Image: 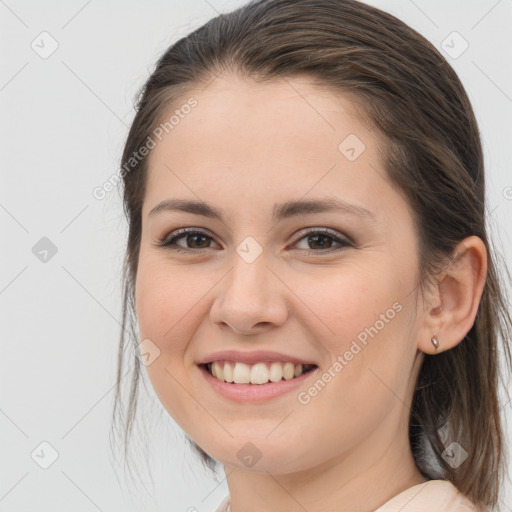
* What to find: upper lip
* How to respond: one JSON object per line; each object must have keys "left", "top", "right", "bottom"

{"left": 196, "top": 350, "right": 318, "bottom": 366}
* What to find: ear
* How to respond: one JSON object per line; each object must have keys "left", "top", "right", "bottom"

{"left": 417, "top": 236, "right": 488, "bottom": 354}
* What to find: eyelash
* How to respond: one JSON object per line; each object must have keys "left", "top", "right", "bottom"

{"left": 158, "top": 227, "right": 352, "bottom": 256}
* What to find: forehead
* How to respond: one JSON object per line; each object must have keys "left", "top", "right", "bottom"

{"left": 154, "top": 73, "right": 369, "bottom": 153}
{"left": 143, "top": 74, "right": 390, "bottom": 219}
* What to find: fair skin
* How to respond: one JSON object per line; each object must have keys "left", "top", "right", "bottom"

{"left": 135, "top": 74, "right": 487, "bottom": 512}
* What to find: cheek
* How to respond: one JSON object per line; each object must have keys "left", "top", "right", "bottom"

{"left": 290, "top": 259, "right": 401, "bottom": 343}
{"left": 136, "top": 257, "right": 204, "bottom": 342}
{"left": 135, "top": 255, "right": 225, "bottom": 381}
{"left": 289, "top": 258, "right": 415, "bottom": 394}
{"left": 134, "top": 257, "right": 209, "bottom": 426}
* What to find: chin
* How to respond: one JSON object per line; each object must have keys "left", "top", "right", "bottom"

{"left": 203, "top": 438, "right": 318, "bottom": 475}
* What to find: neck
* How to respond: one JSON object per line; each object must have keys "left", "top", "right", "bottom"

{"left": 222, "top": 420, "right": 427, "bottom": 512}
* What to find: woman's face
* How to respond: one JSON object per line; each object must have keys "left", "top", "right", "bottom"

{"left": 135, "top": 74, "right": 427, "bottom": 474}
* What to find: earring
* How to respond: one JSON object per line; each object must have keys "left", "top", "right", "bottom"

{"left": 431, "top": 334, "right": 440, "bottom": 350}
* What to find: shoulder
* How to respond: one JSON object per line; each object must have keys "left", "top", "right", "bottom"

{"left": 374, "top": 479, "right": 483, "bottom": 512}
{"left": 213, "top": 481, "right": 484, "bottom": 512}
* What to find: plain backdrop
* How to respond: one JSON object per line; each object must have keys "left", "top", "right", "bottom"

{"left": 1, "top": 1, "right": 511, "bottom": 511}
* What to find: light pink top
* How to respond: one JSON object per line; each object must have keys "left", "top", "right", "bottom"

{"left": 213, "top": 480, "right": 481, "bottom": 511}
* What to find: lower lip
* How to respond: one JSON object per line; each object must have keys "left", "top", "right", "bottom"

{"left": 198, "top": 364, "right": 319, "bottom": 402}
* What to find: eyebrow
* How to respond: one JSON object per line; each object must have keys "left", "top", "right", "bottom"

{"left": 148, "top": 197, "right": 375, "bottom": 222}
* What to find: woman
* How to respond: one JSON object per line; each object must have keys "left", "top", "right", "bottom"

{"left": 112, "top": 1, "right": 512, "bottom": 510}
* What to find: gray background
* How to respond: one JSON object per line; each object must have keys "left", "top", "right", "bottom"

{"left": 1, "top": 0, "right": 511, "bottom": 511}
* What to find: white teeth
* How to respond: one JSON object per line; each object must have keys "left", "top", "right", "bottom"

{"left": 269, "top": 362, "right": 283, "bottom": 382}
{"left": 214, "top": 361, "right": 224, "bottom": 381}
{"left": 223, "top": 361, "right": 234, "bottom": 383}
{"left": 283, "top": 362, "right": 295, "bottom": 380}
{"left": 233, "top": 362, "right": 250, "bottom": 384}
{"left": 208, "top": 361, "right": 312, "bottom": 384}
{"left": 250, "top": 362, "right": 269, "bottom": 384}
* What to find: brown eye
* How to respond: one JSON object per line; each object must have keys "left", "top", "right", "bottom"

{"left": 160, "top": 229, "right": 216, "bottom": 252}
{"left": 159, "top": 227, "right": 352, "bottom": 256}
{"left": 292, "top": 228, "right": 352, "bottom": 254}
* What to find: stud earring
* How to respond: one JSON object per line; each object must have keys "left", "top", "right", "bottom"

{"left": 431, "top": 334, "right": 440, "bottom": 350}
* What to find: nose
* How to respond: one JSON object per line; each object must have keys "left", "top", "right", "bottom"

{"left": 209, "top": 252, "right": 290, "bottom": 335}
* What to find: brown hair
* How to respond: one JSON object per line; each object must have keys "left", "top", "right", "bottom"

{"left": 111, "top": 1, "right": 512, "bottom": 509}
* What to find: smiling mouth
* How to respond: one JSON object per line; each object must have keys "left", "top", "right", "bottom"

{"left": 201, "top": 361, "right": 318, "bottom": 385}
